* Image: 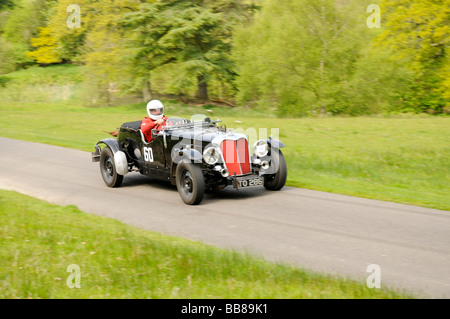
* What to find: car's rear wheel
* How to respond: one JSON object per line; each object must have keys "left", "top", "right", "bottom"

{"left": 176, "top": 161, "right": 205, "bottom": 205}
{"left": 100, "top": 146, "right": 123, "bottom": 188}
{"left": 264, "top": 149, "right": 287, "bottom": 191}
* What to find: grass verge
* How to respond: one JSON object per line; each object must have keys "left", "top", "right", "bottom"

{"left": 0, "top": 189, "right": 411, "bottom": 298}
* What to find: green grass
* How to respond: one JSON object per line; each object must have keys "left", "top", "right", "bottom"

{"left": 0, "top": 64, "right": 449, "bottom": 211}
{"left": 0, "top": 189, "right": 411, "bottom": 298}
{"left": 0, "top": 64, "right": 83, "bottom": 104}
{"left": 2, "top": 64, "right": 84, "bottom": 84}
{"left": 242, "top": 117, "right": 450, "bottom": 211}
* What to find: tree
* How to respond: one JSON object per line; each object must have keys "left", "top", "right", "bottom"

{"left": 0, "top": 0, "right": 15, "bottom": 11}
{"left": 26, "top": 26, "right": 61, "bottom": 64}
{"left": 375, "top": 0, "right": 450, "bottom": 113}
{"left": 1, "top": 0, "right": 53, "bottom": 70}
{"left": 121, "top": 0, "right": 253, "bottom": 101}
{"left": 26, "top": 0, "right": 88, "bottom": 64}
{"left": 233, "top": 0, "right": 369, "bottom": 116}
{"left": 82, "top": 0, "right": 140, "bottom": 106}
{"left": 26, "top": 0, "right": 141, "bottom": 105}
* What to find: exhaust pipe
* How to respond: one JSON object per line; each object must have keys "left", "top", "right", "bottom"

{"left": 221, "top": 168, "right": 229, "bottom": 177}
{"left": 214, "top": 165, "right": 229, "bottom": 177}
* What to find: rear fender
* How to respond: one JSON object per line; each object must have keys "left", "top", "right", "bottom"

{"left": 92, "top": 138, "right": 128, "bottom": 176}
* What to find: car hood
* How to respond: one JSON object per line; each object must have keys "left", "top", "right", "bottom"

{"left": 167, "top": 126, "right": 247, "bottom": 145}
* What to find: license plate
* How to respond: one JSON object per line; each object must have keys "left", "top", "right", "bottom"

{"left": 236, "top": 176, "right": 264, "bottom": 188}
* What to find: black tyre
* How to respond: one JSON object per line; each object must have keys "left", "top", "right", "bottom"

{"left": 176, "top": 161, "right": 205, "bottom": 205}
{"left": 264, "top": 149, "right": 287, "bottom": 191}
{"left": 100, "top": 146, "right": 123, "bottom": 188}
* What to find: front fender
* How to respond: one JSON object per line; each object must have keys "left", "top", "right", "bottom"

{"left": 173, "top": 148, "right": 203, "bottom": 164}
{"left": 267, "top": 138, "right": 285, "bottom": 149}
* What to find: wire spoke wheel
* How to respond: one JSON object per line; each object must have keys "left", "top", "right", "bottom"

{"left": 105, "top": 158, "right": 114, "bottom": 178}
{"left": 182, "top": 170, "right": 194, "bottom": 196}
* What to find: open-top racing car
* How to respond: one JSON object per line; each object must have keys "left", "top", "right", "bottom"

{"left": 92, "top": 114, "right": 287, "bottom": 205}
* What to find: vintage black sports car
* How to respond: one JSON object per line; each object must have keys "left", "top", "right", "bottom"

{"left": 92, "top": 114, "right": 287, "bottom": 205}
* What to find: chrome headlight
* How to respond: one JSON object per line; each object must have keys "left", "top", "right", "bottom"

{"left": 203, "top": 147, "right": 220, "bottom": 165}
{"left": 253, "top": 140, "right": 269, "bottom": 157}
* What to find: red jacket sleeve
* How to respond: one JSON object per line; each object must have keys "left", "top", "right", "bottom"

{"left": 140, "top": 116, "right": 168, "bottom": 142}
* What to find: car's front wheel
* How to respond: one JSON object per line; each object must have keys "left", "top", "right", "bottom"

{"left": 100, "top": 146, "right": 123, "bottom": 188}
{"left": 264, "top": 149, "right": 287, "bottom": 191}
{"left": 176, "top": 161, "right": 205, "bottom": 205}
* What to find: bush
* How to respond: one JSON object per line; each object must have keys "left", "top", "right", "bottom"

{"left": 0, "top": 75, "right": 11, "bottom": 87}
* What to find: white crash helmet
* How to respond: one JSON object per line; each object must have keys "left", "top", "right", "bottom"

{"left": 146, "top": 99, "right": 164, "bottom": 120}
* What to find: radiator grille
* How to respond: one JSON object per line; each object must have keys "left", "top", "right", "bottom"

{"left": 220, "top": 138, "right": 251, "bottom": 176}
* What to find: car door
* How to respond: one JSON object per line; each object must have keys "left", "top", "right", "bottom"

{"left": 142, "top": 135, "right": 168, "bottom": 179}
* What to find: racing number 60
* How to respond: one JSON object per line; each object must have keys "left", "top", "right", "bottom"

{"left": 144, "top": 147, "right": 154, "bottom": 162}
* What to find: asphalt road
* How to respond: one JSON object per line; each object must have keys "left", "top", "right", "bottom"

{"left": 0, "top": 137, "right": 449, "bottom": 298}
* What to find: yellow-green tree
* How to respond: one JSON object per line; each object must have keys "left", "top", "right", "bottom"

{"left": 27, "top": 0, "right": 89, "bottom": 63}
{"left": 82, "top": 0, "right": 141, "bottom": 105}
{"left": 27, "top": 0, "right": 142, "bottom": 105}
{"left": 376, "top": 0, "right": 450, "bottom": 112}
{"left": 26, "top": 26, "right": 61, "bottom": 63}
{"left": 1, "top": 0, "right": 52, "bottom": 71}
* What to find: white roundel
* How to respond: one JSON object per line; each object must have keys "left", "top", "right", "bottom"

{"left": 146, "top": 100, "right": 164, "bottom": 120}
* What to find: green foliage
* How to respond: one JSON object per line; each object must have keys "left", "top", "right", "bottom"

{"left": 375, "top": 0, "right": 450, "bottom": 113}
{"left": 26, "top": 0, "right": 87, "bottom": 63}
{"left": 2, "top": 0, "right": 448, "bottom": 114}
{"left": 0, "top": 0, "right": 15, "bottom": 10}
{"left": 234, "top": 0, "right": 449, "bottom": 116}
{"left": 339, "top": 48, "right": 417, "bottom": 114}
{"left": 26, "top": 27, "right": 61, "bottom": 63}
{"left": 26, "top": 0, "right": 143, "bottom": 105}
{"left": 121, "top": 0, "right": 253, "bottom": 100}
{"left": 0, "top": 37, "right": 17, "bottom": 73}
{"left": 80, "top": 1, "right": 141, "bottom": 106}
{"left": 0, "top": 0, "right": 55, "bottom": 72}
{"left": 233, "top": 0, "right": 374, "bottom": 116}
{"left": 0, "top": 74, "right": 11, "bottom": 86}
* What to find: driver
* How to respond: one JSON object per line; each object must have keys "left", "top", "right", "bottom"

{"left": 141, "top": 100, "right": 168, "bottom": 142}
